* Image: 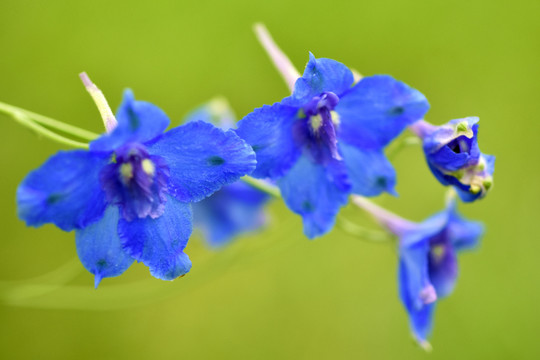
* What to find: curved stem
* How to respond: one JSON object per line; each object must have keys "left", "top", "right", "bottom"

{"left": 408, "top": 119, "right": 436, "bottom": 139}
{"left": 79, "top": 72, "right": 117, "bottom": 132}
{"left": 3, "top": 110, "right": 89, "bottom": 149}
{"left": 387, "top": 136, "right": 421, "bottom": 160}
{"left": 0, "top": 101, "right": 99, "bottom": 140}
{"left": 337, "top": 217, "right": 394, "bottom": 242}
{"left": 253, "top": 23, "right": 300, "bottom": 92}
{"left": 351, "top": 195, "right": 417, "bottom": 237}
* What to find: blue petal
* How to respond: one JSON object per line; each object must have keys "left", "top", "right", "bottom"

{"left": 193, "top": 181, "right": 269, "bottom": 247}
{"left": 285, "top": 53, "right": 354, "bottom": 106}
{"left": 399, "top": 262, "right": 436, "bottom": 344}
{"left": 427, "top": 144, "right": 472, "bottom": 172}
{"left": 339, "top": 142, "right": 397, "bottom": 196}
{"left": 277, "top": 156, "right": 351, "bottom": 238}
{"left": 149, "top": 121, "right": 256, "bottom": 202}
{"left": 118, "top": 195, "right": 193, "bottom": 280}
{"left": 75, "top": 206, "right": 134, "bottom": 288}
{"left": 17, "top": 150, "right": 109, "bottom": 231}
{"left": 399, "top": 235, "right": 435, "bottom": 310}
{"left": 454, "top": 184, "right": 484, "bottom": 203}
{"left": 336, "top": 75, "right": 429, "bottom": 149}
{"left": 448, "top": 209, "right": 484, "bottom": 252}
{"left": 90, "top": 89, "right": 170, "bottom": 152}
{"left": 425, "top": 119, "right": 481, "bottom": 172}
{"left": 427, "top": 162, "right": 480, "bottom": 202}
{"left": 235, "top": 102, "right": 301, "bottom": 179}
{"left": 485, "top": 154, "right": 496, "bottom": 175}
{"left": 428, "top": 244, "right": 458, "bottom": 299}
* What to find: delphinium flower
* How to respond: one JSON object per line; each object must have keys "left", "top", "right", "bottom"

{"left": 16, "top": 74, "right": 256, "bottom": 286}
{"left": 410, "top": 117, "right": 495, "bottom": 202}
{"left": 236, "top": 49, "right": 430, "bottom": 238}
{"left": 353, "top": 195, "right": 484, "bottom": 349}
{"left": 184, "top": 98, "right": 270, "bottom": 247}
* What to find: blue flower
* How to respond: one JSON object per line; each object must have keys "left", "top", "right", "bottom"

{"left": 16, "top": 90, "right": 256, "bottom": 286}
{"left": 411, "top": 117, "right": 495, "bottom": 202}
{"left": 183, "top": 98, "right": 270, "bottom": 247}
{"left": 397, "top": 201, "right": 483, "bottom": 347}
{"left": 236, "top": 53, "right": 429, "bottom": 238}
{"left": 193, "top": 181, "right": 269, "bottom": 247}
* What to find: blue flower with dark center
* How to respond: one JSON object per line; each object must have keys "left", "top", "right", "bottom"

{"left": 411, "top": 117, "right": 495, "bottom": 202}
{"left": 397, "top": 201, "right": 483, "bottom": 347}
{"left": 236, "top": 53, "right": 430, "bottom": 238}
{"left": 184, "top": 98, "right": 270, "bottom": 247}
{"left": 16, "top": 90, "right": 256, "bottom": 286}
{"left": 353, "top": 195, "right": 483, "bottom": 348}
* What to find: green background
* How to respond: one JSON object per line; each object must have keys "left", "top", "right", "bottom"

{"left": 0, "top": 0, "right": 538, "bottom": 358}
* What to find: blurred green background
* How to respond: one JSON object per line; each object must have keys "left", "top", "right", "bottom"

{"left": 0, "top": 0, "right": 538, "bottom": 358}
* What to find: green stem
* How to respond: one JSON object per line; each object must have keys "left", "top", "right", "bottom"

{"left": 240, "top": 176, "right": 392, "bottom": 240}
{"left": 387, "top": 136, "right": 421, "bottom": 160}
{"left": 337, "top": 217, "right": 394, "bottom": 242}
{"left": 241, "top": 176, "right": 281, "bottom": 197}
{"left": 0, "top": 101, "right": 99, "bottom": 141}
{"left": 5, "top": 110, "right": 89, "bottom": 149}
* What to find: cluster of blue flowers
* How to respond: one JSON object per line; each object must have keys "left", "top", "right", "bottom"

{"left": 13, "top": 25, "right": 494, "bottom": 348}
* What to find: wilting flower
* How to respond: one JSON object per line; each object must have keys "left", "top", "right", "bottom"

{"left": 411, "top": 117, "right": 495, "bottom": 202}
{"left": 184, "top": 98, "right": 270, "bottom": 247}
{"left": 353, "top": 196, "right": 483, "bottom": 348}
{"left": 237, "top": 53, "right": 429, "bottom": 238}
{"left": 17, "top": 90, "right": 256, "bottom": 286}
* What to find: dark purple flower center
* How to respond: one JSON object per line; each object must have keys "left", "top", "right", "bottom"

{"left": 293, "top": 92, "right": 341, "bottom": 164}
{"left": 446, "top": 135, "right": 473, "bottom": 155}
{"left": 100, "top": 142, "right": 170, "bottom": 221}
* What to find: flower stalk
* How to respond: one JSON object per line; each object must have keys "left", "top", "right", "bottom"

{"left": 253, "top": 23, "right": 300, "bottom": 91}
{"left": 79, "top": 72, "right": 118, "bottom": 132}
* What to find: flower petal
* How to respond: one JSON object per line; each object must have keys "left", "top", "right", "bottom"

{"left": 193, "top": 181, "right": 269, "bottom": 247}
{"left": 235, "top": 102, "right": 301, "bottom": 179}
{"left": 75, "top": 206, "right": 134, "bottom": 288}
{"left": 285, "top": 53, "right": 354, "bottom": 106}
{"left": 149, "top": 120, "right": 256, "bottom": 202}
{"left": 118, "top": 195, "right": 193, "bottom": 280}
{"left": 339, "top": 142, "right": 397, "bottom": 196}
{"left": 399, "top": 236, "right": 436, "bottom": 310}
{"left": 17, "top": 150, "right": 109, "bottom": 231}
{"left": 336, "top": 75, "right": 429, "bottom": 149}
{"left": 399, "top": 262, "right": 436, "bottom": 345}
{"left": 428, "top": 243, "right": 458, "bottom": 299}
{"left": 448, "top": 208, "right": 484, "bottom": 252}
{"left": 90, "top": 89, "right": 170, "bottom": 152}
{"left": 277, "top": 156, "right": 350, "bottom": 239}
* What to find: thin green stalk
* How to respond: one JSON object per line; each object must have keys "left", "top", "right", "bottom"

{"left": 387, "top": 136, "right": 421, "bottom": 160}
{"left": 240, "top": 176, "right": 392, "bottom": 241}
{"left": 337, "top": 217, "right": 394, "bottom": 242}
{"left": 0, "top": 101, "right": 99, "bottom": 141}
{"left": 241, "top": 176, "right": 281, "bottom": 197}
{"left": 5, "top": 110, "right": 89, "bottom": 149}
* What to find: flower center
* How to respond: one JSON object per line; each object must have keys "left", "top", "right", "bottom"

{"left": 100, "top": 143, "right": 170, "bottom": 221}
{"left": 293, "top": 92, "right": 341, "bottom": 164}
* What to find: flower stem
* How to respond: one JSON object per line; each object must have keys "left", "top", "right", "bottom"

{"left": 241, "top": 176, "right": 281, "bottom": 197}
{"left": 79, "top": 72, "right": 118, "bottom": 132}
{"left": 337, "top": 217, "right": 394, "bottom": 242}
{"left": 0, "top": 101, "right": 99, "bottom": 141}
{"left": 1, "top": 108, "right": 89, "bottom": 149}
{"left": 408, "top": 119, "right": 436, "bottom": 139}
{"left": 387, "top": 136, "right": 421, "bottom": 160}
{"left": 253, "top": 23, "right": 300, "bottom": 92}
{"left": 351, "top": 195, "right": 417, "bottom": 237}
